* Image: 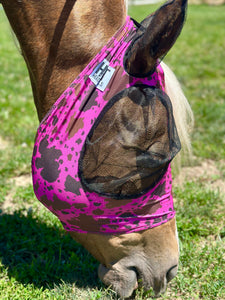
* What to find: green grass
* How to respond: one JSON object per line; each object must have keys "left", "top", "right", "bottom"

{"left": 0, "top": 4, "right": 225, "bottom": 300}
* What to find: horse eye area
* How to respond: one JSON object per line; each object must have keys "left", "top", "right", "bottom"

{"left": 166, "top": 265, "right": 178, "bottom": 282}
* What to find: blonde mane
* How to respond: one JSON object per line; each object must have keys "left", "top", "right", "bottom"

{"left": 161, "top": 62, "right": 194, "bottom": 167}
{"left": 125, "top": 0, "right": 129, "bottom": 12}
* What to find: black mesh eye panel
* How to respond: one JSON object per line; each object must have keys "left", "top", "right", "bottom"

{"left": 78, "top": 85, "right": 181, "bottom": 199}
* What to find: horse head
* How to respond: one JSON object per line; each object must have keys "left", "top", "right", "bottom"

{"left": 1, "top": 0, "right": 191, "bottom": 298}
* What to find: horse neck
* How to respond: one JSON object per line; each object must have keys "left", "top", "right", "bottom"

{"left": 2, "top": 0, "right": 127, "bottom": 120}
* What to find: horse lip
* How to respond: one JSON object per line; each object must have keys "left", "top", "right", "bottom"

{"left": 98, "top": 263, "right": 139, "bottom": 298}
{"left": 134, "top": 280, "right": 139, "bottom": 290}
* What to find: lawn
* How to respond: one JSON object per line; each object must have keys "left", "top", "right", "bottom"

{"left": 0, "top": 3, "right": 225, "bottom": 300}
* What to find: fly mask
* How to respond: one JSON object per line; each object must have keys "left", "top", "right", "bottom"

{"left": 32, "top": 5, "right": 185, "bottom": 234}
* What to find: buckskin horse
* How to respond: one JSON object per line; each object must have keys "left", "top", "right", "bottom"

{"left": 1, "top": 0, "right": 193, "bottom": 298}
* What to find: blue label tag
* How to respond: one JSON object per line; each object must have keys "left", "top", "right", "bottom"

{"left": 89, "top": 59, "right": 115, "bottom": 91}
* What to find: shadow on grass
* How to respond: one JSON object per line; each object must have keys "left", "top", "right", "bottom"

{"left": 0, "top": 210, "right": 102, "bottom": 290}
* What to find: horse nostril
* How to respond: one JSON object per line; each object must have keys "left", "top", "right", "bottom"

{"left": 166, "top": 265, "right": 178, "bottom": 282}
{"left": 128, "top": 266, "right": 140, "bottom": 287}
{"left": 129, "top": 266, "right": 139, "bottom": 279}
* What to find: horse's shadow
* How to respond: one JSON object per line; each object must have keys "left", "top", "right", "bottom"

{"left": 0, "top": 209, "right": 102, "bottom": 290}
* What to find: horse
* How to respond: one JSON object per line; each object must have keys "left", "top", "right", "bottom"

{"left": 1, "top": 0, "right": 193, "bottom": 298}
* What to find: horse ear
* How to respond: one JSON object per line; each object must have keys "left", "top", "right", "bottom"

{"left": 124, "top": 0, "right": 187, "bottom": 77}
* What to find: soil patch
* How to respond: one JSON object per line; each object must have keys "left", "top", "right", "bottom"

{"left": 0, "top": 136, "right": 9, "bottom": 150}
{"left": 1, "top": 174, "right": 32, "bottom": 212}
{"left": 174, "top": 159, "right": 225, "bottom": 196}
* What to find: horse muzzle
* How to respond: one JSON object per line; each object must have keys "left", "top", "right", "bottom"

{"left": 98, "top": 256, "right": 178, "bottom": 298}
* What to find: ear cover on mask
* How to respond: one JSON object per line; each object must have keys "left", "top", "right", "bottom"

{"left": 124, "top": 0, "right": 188, "bottom": 77}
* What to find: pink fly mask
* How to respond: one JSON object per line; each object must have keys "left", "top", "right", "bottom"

{"left": 32, "top": 15, "right": 181, "bottom": 234}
